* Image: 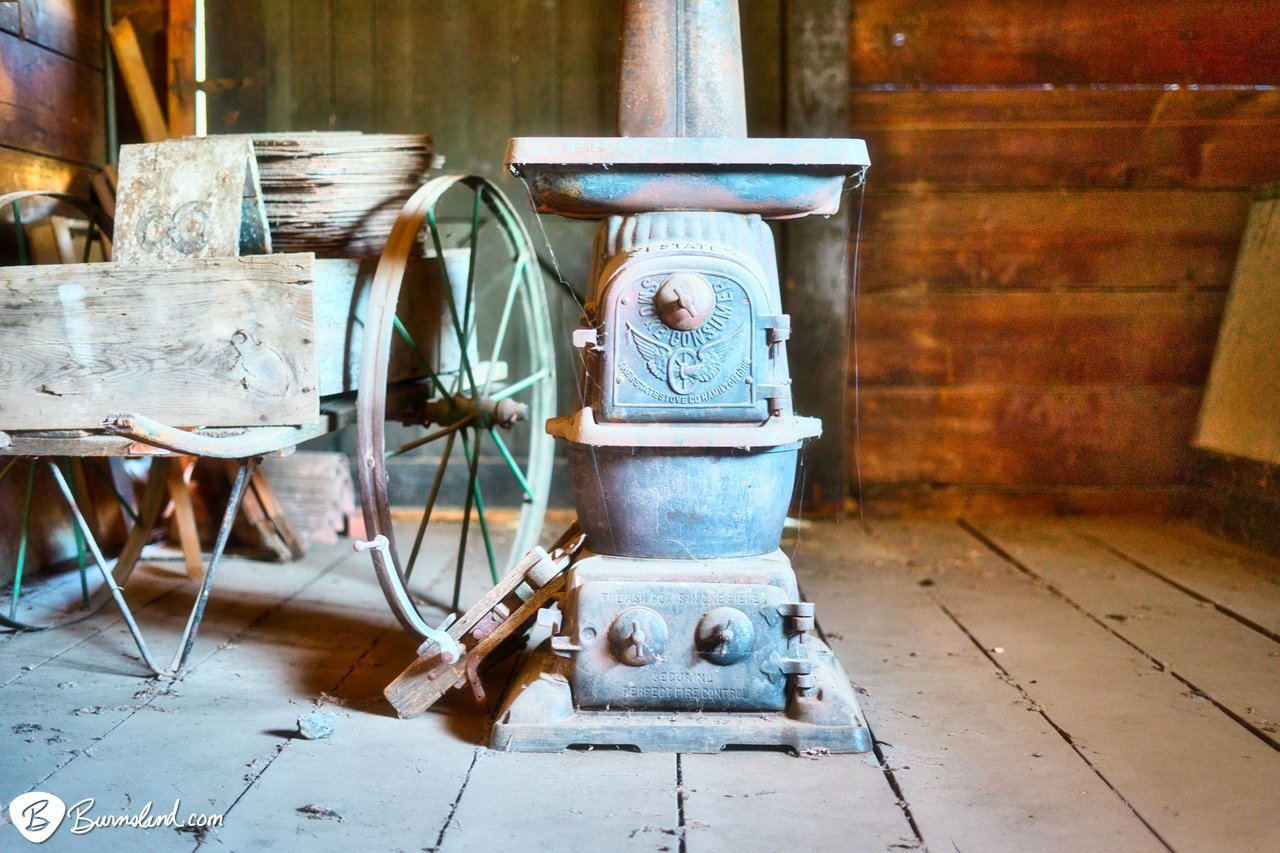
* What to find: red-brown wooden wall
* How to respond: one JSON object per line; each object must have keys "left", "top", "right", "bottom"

{"left": 849, "top": 0, "right": 1280, "bottom": 514}
{"left": 0, "top": 1, "right": 105, "bottom": 216}
{"left": 0, "top": 1, "right": 111, "bottom": 579}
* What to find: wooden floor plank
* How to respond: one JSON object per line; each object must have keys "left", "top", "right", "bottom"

{"left": 0, "top": 542, "right": 352, "bottom": 809}
{"left": 5, "top": 516, "right": 1280, "bottom": 851}
{"left": 440, "top": 751, "right": 679, "bottom": 852}
{"left": 1149, "top": 521, "right": 1280, "bottom": 582}
{"left": 384, "top": 524, "right": 681, "bottom": 853}
{"left": 875, "top": 519, "right": 1280, "bottom": 853}
{"left": 206, "top": 519, "right": 561, "bottom": 849}
{"left": 792, "top": 521, "right": 1165, "bottom": 853}
{"left": 681, "top": 751, "right": 917, "bottom": 852}
{"left": 38, "top": 554, "right": 405, "bottom": 852}
{"left": 336, "top": 521, "right": 685, "bottom": 853}
{"left": 204, "top": 523, "right": 500, "bottom": 851}
{"left": 0, "top": 565, "right": 188, "bottom": 689}
{"left": 202, "top": 633, "right": 480, "bottom": 852}
{"left": 1073, "top": 518, "right": 1280, "bottom": 636}
{"left": 972, "top": 519, "right": 1280, "bottom": 746}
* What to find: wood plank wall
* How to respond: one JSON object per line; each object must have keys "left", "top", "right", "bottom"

{"left": 0, "top": 1, "right": 111, "bottom": 580}
{"left": 0, "top": 0, "right": 106, "bottom": 224}
{"left": 205, "top": 1, "right": 785, "bottom": 168}
{"left": 205, "top": 0, "right": 629, "bottom": 167}
{"left": 205, "top": 0, "right": 629, "bottom": 483}
{"left": 849, "top": 1, "right": 1280, "bottom": 515}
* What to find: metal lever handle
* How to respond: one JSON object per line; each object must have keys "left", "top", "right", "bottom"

{"left": 354, "top": 535, "right": 463, "bottom": 663}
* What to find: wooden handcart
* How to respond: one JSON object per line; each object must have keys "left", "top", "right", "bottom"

{"left": 0, "top": 136, "right": 556, "bottom": 677}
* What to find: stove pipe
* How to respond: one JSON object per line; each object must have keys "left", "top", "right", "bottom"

{"left": 618, "top": 0, "right": 748, "bottom": 138}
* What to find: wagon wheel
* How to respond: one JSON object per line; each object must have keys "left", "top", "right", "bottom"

{"left": 357, "top": 175, "right": 556, "bottom": 640}
{"left": 0, "top": 192, "right": 140, "bottom": 632}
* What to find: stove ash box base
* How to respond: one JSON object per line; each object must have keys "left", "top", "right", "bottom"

{"left": 492, "top": 639, "right": 872, "bottom": 754}
{"left": 491, "top": 551, "right": 872, "bottom": 754}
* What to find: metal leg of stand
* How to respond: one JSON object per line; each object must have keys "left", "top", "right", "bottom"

{"left": 167, "top": 456, "right": 259, "bottom": 674}
{"left": 49, "top": 456, "right": 260, "bottom": 678}
{"left": 47, "top": 460, "right": 167, "bottom": 676}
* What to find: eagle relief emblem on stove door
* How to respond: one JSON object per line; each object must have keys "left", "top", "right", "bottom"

{"left": 611, "top": 273, "right": 757, "bottom": 419}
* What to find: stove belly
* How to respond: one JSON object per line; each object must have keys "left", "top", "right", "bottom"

{"left": 566, "top": 442, "right": 800, "bottom": 559}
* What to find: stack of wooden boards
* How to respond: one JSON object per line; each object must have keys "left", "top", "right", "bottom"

{"left": 250, "top": 132, "right": 437, "bottom": 257}
{"left": 258, "top": 451, "right": 356, "bottom": 549}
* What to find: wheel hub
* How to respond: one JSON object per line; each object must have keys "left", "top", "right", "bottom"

{"left": 413, "top": 393, "right": 529, "bottom": 431}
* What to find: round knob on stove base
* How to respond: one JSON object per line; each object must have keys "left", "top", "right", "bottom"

{"left": 695, "top": 607, "right": 755, "bottom": 665}
{"left": 654, "top": 273, "right": 715, "bottom": 331}
{"left": 608, "top": 606, "right": 668, "bottom": 666}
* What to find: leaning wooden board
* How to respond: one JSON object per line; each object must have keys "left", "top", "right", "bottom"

{"left": 1195, "top": 181, "right": 1280, "bottom": 465}
{"left": 0, "top": 254, "right": 317, "bottom": 430}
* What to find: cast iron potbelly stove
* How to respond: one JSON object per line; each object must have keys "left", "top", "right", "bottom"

{"left": 492, "top": 0, "right": 871, "bottom": 752}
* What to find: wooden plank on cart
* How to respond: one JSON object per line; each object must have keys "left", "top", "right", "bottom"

{"left": 112, "top": 138, "right": 270, "bottom": 262}
{"left": 0, "top": 254, "right": 318, "bottom": 430}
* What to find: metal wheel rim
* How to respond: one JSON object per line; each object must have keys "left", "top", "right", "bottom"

{"left": 356, "top": 175, "right": 555, "bottom": 640}
{"left": 0, "top": 457, "right": 162, "bottom": 632}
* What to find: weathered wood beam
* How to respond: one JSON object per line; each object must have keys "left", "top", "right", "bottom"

{"left": 0, "top": 254, "right": 318, "bottom": 431}
{"left": 109, "top": 16, "right": 169, "bottom": 143}
{"left": 166, "top": 0, "right": 197, "bottom": 138}
{"left": 781, "top": 0, "right": 854, "bottom": 514}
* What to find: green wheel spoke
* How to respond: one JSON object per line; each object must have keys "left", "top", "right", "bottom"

{"left": 488, "top": 427, "right": 534, "bottom": 501}
{"left": 387, "top": 415, "right": 474, "bottom": 460}
{"left": 10, "top": 460, "right": 37, "bottom": 619}
{"left": 462, "top": 187, "right": 482, "bottom": 344}
{"left": 361, "top": 175, "right": 556, "bottom": 645}
{"left": 462, "top": 429, "right": 499, "bottom": 585}
{"left": 392, "top": 315, "right": 450, "bottom": 398}
{"left": 480, "top": 187, "right": 528, "bottom": 263}
{"left": 405, "top": 430, "right": 457, "bottom": 583}
{"left": 449, "top": 360, "right": 467, "bottom": 396}
{"left": 75, "top": 519, "right": 89, "bottom": 608}
{"left": 481, "top": 256, "right": 527, "bottom": 398}
{"left": 86, "top": 459, "right": 141, "bottom": 525}
{"left": 491, "top": 367, "right": 551, "bottom": 402}
{"left": 472, "top": 488, "right": 498, "bottom": 585}
{"left": 426, "top": 208, "right": 480, "bottom": 397}
{"left": 450, "top": 427, "right": 483, "bottom": 613}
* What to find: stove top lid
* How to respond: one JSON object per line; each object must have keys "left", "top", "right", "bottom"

{"left": 506, "top": 137, "right": 869, "bottom": 221}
